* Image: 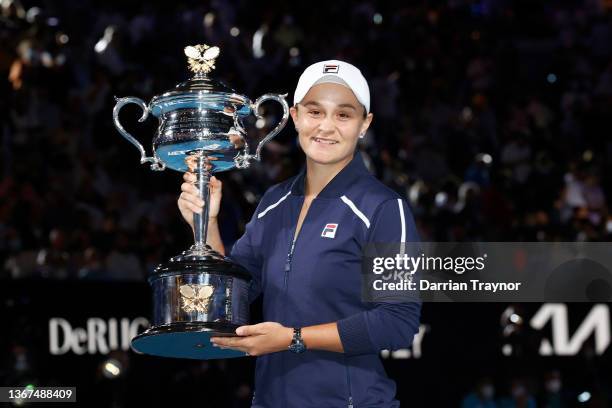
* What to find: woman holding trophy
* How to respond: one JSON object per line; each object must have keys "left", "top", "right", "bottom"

{"left": 178, "top": 60, "right": 421, "bottom": 407}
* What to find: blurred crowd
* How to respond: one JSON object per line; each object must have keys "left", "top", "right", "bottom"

{"left": 1, "top": 0, "right": 612, "bottom": 282}
{"left": 461, "top": 370, "right": 604, "bottom": 408}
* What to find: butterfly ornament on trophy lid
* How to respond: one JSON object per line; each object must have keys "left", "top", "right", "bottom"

{"left": 184, "top": 44, "right": 220, "bottom": 75}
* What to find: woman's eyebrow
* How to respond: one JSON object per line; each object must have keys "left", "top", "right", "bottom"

{"left": 302, "top": 101, "right": 322, "bottom": 108}
{"left": 301, "top": 101, "right": 358, "bottom": 111}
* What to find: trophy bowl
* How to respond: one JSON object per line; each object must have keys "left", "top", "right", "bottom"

{"left": 112, "top": 44, "right": 289, "bottom": 359}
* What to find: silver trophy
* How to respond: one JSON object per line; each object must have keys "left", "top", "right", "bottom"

{"left": 113, "top": 44, "right": 289, "bottom": 359}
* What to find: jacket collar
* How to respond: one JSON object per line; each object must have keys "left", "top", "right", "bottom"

{"left": 289, "top": 151, "right": 370, "bottom": 198}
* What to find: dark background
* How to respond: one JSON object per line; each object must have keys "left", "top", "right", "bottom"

{"left": 1, "top": 0, "right": 612, "bottom": 406}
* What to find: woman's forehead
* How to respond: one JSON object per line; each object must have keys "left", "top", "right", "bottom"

{"left": 300, "top": 83, "right": 361, "bottom": 109}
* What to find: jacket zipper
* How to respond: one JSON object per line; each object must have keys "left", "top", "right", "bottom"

{"left": 284, "top": 196, "right": 307, "bottom": 291}
{"left": 283, "top": 233, "right": 296, "bottom": 290}
{"left": 344, "top": 356, "right": 354, "bottom": 408}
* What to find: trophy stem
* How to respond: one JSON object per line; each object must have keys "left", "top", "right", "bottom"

{"left": 192, "top": 154, "right": 211, "bottom": 249}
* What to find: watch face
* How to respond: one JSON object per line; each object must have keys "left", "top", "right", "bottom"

{"left": 290, "top": 342, "right": 305, "bottom": 353}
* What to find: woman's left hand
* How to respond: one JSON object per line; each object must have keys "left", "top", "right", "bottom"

{"left": 210, "top": 322, "right": 293, "bottom": 357}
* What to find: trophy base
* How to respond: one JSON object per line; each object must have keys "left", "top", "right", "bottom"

{"left": 131, "top": 322, "right": 247, "bottom": 360}
{"left": 134, "top": 244, "right": 251, "bottom": 360}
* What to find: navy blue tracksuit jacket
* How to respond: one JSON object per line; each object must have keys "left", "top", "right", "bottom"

{"left": 229, "top": 152, "right": 421, "bottom": 408}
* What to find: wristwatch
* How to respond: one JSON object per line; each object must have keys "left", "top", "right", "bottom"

{"left": 288, "top": 327, "right": 306, "bottom": 353}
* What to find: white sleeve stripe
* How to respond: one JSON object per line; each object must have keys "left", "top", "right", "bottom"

{"left": 398, "top": 198, "right": 406, "bottom": 256}
{"left": 257, "top": 192, "right": 291, "bottom": 219}
{"left": 340, "top": 195, "right": 371, "bottom": 228}
{"left": 398, "top": 199, "right": 406, "bottom": 243}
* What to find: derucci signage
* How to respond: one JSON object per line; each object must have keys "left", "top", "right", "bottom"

{"left": 46, "top": 304, "right": 611, "bottom": 358}
{"left": 49, "top": 317, "right": 150, "bottom": 355}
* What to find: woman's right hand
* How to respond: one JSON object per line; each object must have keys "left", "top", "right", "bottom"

{"left": 178, "top": 172, "right": 223, "bottom": 231}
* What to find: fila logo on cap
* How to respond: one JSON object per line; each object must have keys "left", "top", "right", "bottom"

{"left": 321, "top": 223, "right": 338, "bottom": 239}
{"left": 323, "top": 64, "right": 339, "bottom": 74}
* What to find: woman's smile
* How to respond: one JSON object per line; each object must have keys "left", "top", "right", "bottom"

{"left": 312, "top": 136, "right": 339, "bottom": 145}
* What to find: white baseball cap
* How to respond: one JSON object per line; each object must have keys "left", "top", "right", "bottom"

{"left": 293, "top": 60, "right": 370, "bottom": 113}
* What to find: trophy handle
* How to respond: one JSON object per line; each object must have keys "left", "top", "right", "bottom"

{"left": 113, "top": 96, "right": 166, "bottom": 171}
{"left": 235, "top": 93, "right": 289, "bottom": 168}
